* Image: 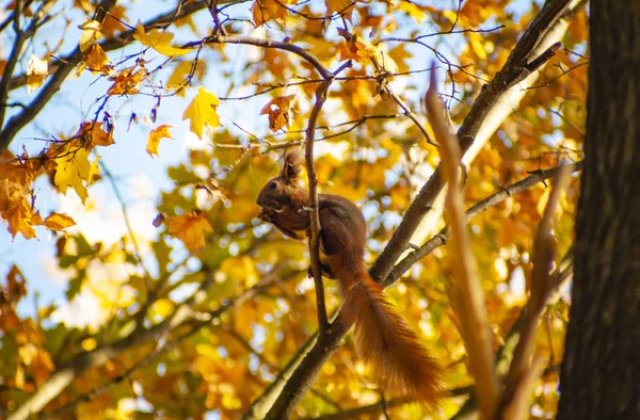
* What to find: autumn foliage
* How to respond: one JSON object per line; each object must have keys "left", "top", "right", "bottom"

{"left": 0, "top": 1, "right": 587, "bottom": 419}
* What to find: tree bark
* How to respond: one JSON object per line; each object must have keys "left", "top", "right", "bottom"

{"left": 558, "top": 2, "right": 640, "bottom": 419}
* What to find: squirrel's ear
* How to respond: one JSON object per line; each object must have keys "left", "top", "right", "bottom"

{"left": 281, "top": 150, "right": 303, "bottom": 182}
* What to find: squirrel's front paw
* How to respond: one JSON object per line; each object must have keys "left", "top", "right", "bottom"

{"left": 258, "top": 207, "right": 274, "bottom": 222}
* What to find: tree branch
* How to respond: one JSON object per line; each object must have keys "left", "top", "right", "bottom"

{"left": 0, "top": 0, "right": 206, "bottom": 151}
{"left": 370, "top": 0, "right": 582, "bottom": 282}
{"left": 244, "top": 159, "right": 582, "bottom": 419}
{"left": 305, "top": 80, "right": 332, "bottom": 331}
{"left": 203, "top": 35, "right": 332, "bottom": 79}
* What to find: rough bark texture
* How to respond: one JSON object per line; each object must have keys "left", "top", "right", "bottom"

{"left": 558, "top": 2, "right": 640, "bottom": 419}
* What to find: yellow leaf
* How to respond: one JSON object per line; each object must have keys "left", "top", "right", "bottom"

{"left": 252, "top": 0, "right": 287, "bottom": 26}
{"left": 81, "top": 337, "right": 97, "bottom": 351}
{"left": 83, "top": 44, "right": 112, "bottom": 75}
{"left": 398, "top": 2, "right": 427, "bottom": 22}
{"left": 167, "top": 61, "right": 206, "bottom": 96}
{"left": 53, "top": 145, "right": 93, "bottom": 202}
{"left": 44, "top": 213, "right": 76, "bottom": 230}
{"left": 26, "top": 55, "right": 48, "bottom": 93}
{"left": 147, "top": 124, "right": 174, "bottom": 157}
{"left": 165, "top": 212, "right": 212, "bottom": 251}
{"left": 469, "top": 32, "right": 488, "bottom": 60}
{"left": 182, "top": 86, "right": 220, "bottom": 138}
{"left": 79, "top": 20, "right": 102, "bottom": 52}
{"left": 150, "top": 298, "right": 174, "bottom": 318}
{"left": 134, "top": 23, "right": 191, "bottom": 57}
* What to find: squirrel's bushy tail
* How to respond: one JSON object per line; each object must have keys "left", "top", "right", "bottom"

{"left": 340, "top": 271, "right": 443, "bottom": 405}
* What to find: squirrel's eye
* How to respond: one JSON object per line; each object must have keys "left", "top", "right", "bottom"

{"left": 270, "top": 181, "right": 277, "bottom": 190}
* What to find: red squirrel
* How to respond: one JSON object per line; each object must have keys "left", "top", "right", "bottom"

{"left": 256, "top": 151, "right": 442, "bottom": 405}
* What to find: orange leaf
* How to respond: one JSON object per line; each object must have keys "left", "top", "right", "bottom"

{"left": 325, "top": 0, "right": 354, "bottom": 18}
{"left": 260, "top": 94, "right": 296, "bottom": 131}
{"left": 147, "top": 125, "right": 174, "bottom": 157}
{"left": 83, "top": 44, "right": 112, "bottom": 75}
{"left": 79, "top": 121, "right": 114, "bottom": 147}
{"left": 164, "top": 212, "right": 212, "bottom": 251}
{"left": 107, "top": 67, "right": 146, "bottom": 96}
{"left": 252, "top": 0, "right": 287, "bottom": 26}
{"left": 3, "top": 198, "right": 37, "bottom": 239}
{"left": 44, "top": 213, "right": 76, "bottom": 230}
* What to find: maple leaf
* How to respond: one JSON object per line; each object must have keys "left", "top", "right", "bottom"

{"left": 182, "top": 86, "right": 220, "bottom": 138}
{"left": 260, "top": 94, "right": 296, "bottom": 131}
{"left": 252, "top": 0, "right": 287, "bottom": 26}
{"left": 101, "top": 5, "right": 127, "bottom": 37}
{"left": 134, "top": 23, "right": 191, "bottom": 57}
{"left": 2, "top": 198, "right": 39, "bottom": 239}
{"left": 147, "top": 125, "right": 174, "bottom": 157}
{"left": 79, "top": 20, "right": 102, "bottom": 52}
{"left": 107, "top": 66, "right": 146, "bottom": 96}
{"left": 44, "top": 213, "right": 76, "bottom": 231}
{"left": 79, "top": 121, "right": 114, "bottom": 147}
{"left": 83, "top": 44, "right": 112, "bottom": 75}
{"left": 164, "top": 212, "right": 213, "bottom": 251}
{"left": 325, "top": 0, "right": 354, "bottom": 19}
{"left": 53, "top": 145, "right": 95, "bottom": 202}
{"left": 26, "top": 55, "right": 48, "bottom": 93}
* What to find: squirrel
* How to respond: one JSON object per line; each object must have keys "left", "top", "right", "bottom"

{"left": 256, "top": 151, "right": 442, "bottom": 405}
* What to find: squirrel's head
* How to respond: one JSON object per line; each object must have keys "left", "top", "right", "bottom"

{"left": 256, "top": 150, "right": 305, "bottom": 212}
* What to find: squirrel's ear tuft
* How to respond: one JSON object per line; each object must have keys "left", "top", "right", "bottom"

{"left": 281, "top": 150, "right": 304, "bottom": 182}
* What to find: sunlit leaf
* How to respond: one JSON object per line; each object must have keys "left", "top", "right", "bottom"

{"left": 83, "top": 44, "right": 112, "bottom": 75}
{"left": 26, "top": 55, "right": 48, "bottom": 93}
{"left": 44, "top": 213, "right": 76, "bottom": 230}
{"left": 252, "top": 0, "right": 287, "bottom": 26}
{"left": 134, "top": 23, "right": 191, "bottom": 57}
{"left": 147, "top": 124, "right": 174, "bottom": 157}
{"left": 182, "top": 86, "right": 220, "bottom": 138}
{"left": 107, "top": 66, "right": 147, "bottom": 96}
{"left": 164, "top": 212, "right": 213, "bottom": 251}
{"left": 53, "top": 145, "right": 94, "bottom": 202}
{"left": 260, "top": 94, "right": 296, "bottom": 131}
{"left": 325, "top": 0, "right": 354, "bottom": 18}
{"left": 79, "top": 20, "right": 102, "bottom": 52}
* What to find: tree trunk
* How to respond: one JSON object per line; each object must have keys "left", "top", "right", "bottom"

{"left": 558, "top": 2, "right": 640, "bottom": 419}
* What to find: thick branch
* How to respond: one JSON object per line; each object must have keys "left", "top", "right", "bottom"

{"left": 245, "top": 160, "right": 582, "bottom": 419}
{"left": 370, "top": 0, "right": 581, "bottom": 282}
